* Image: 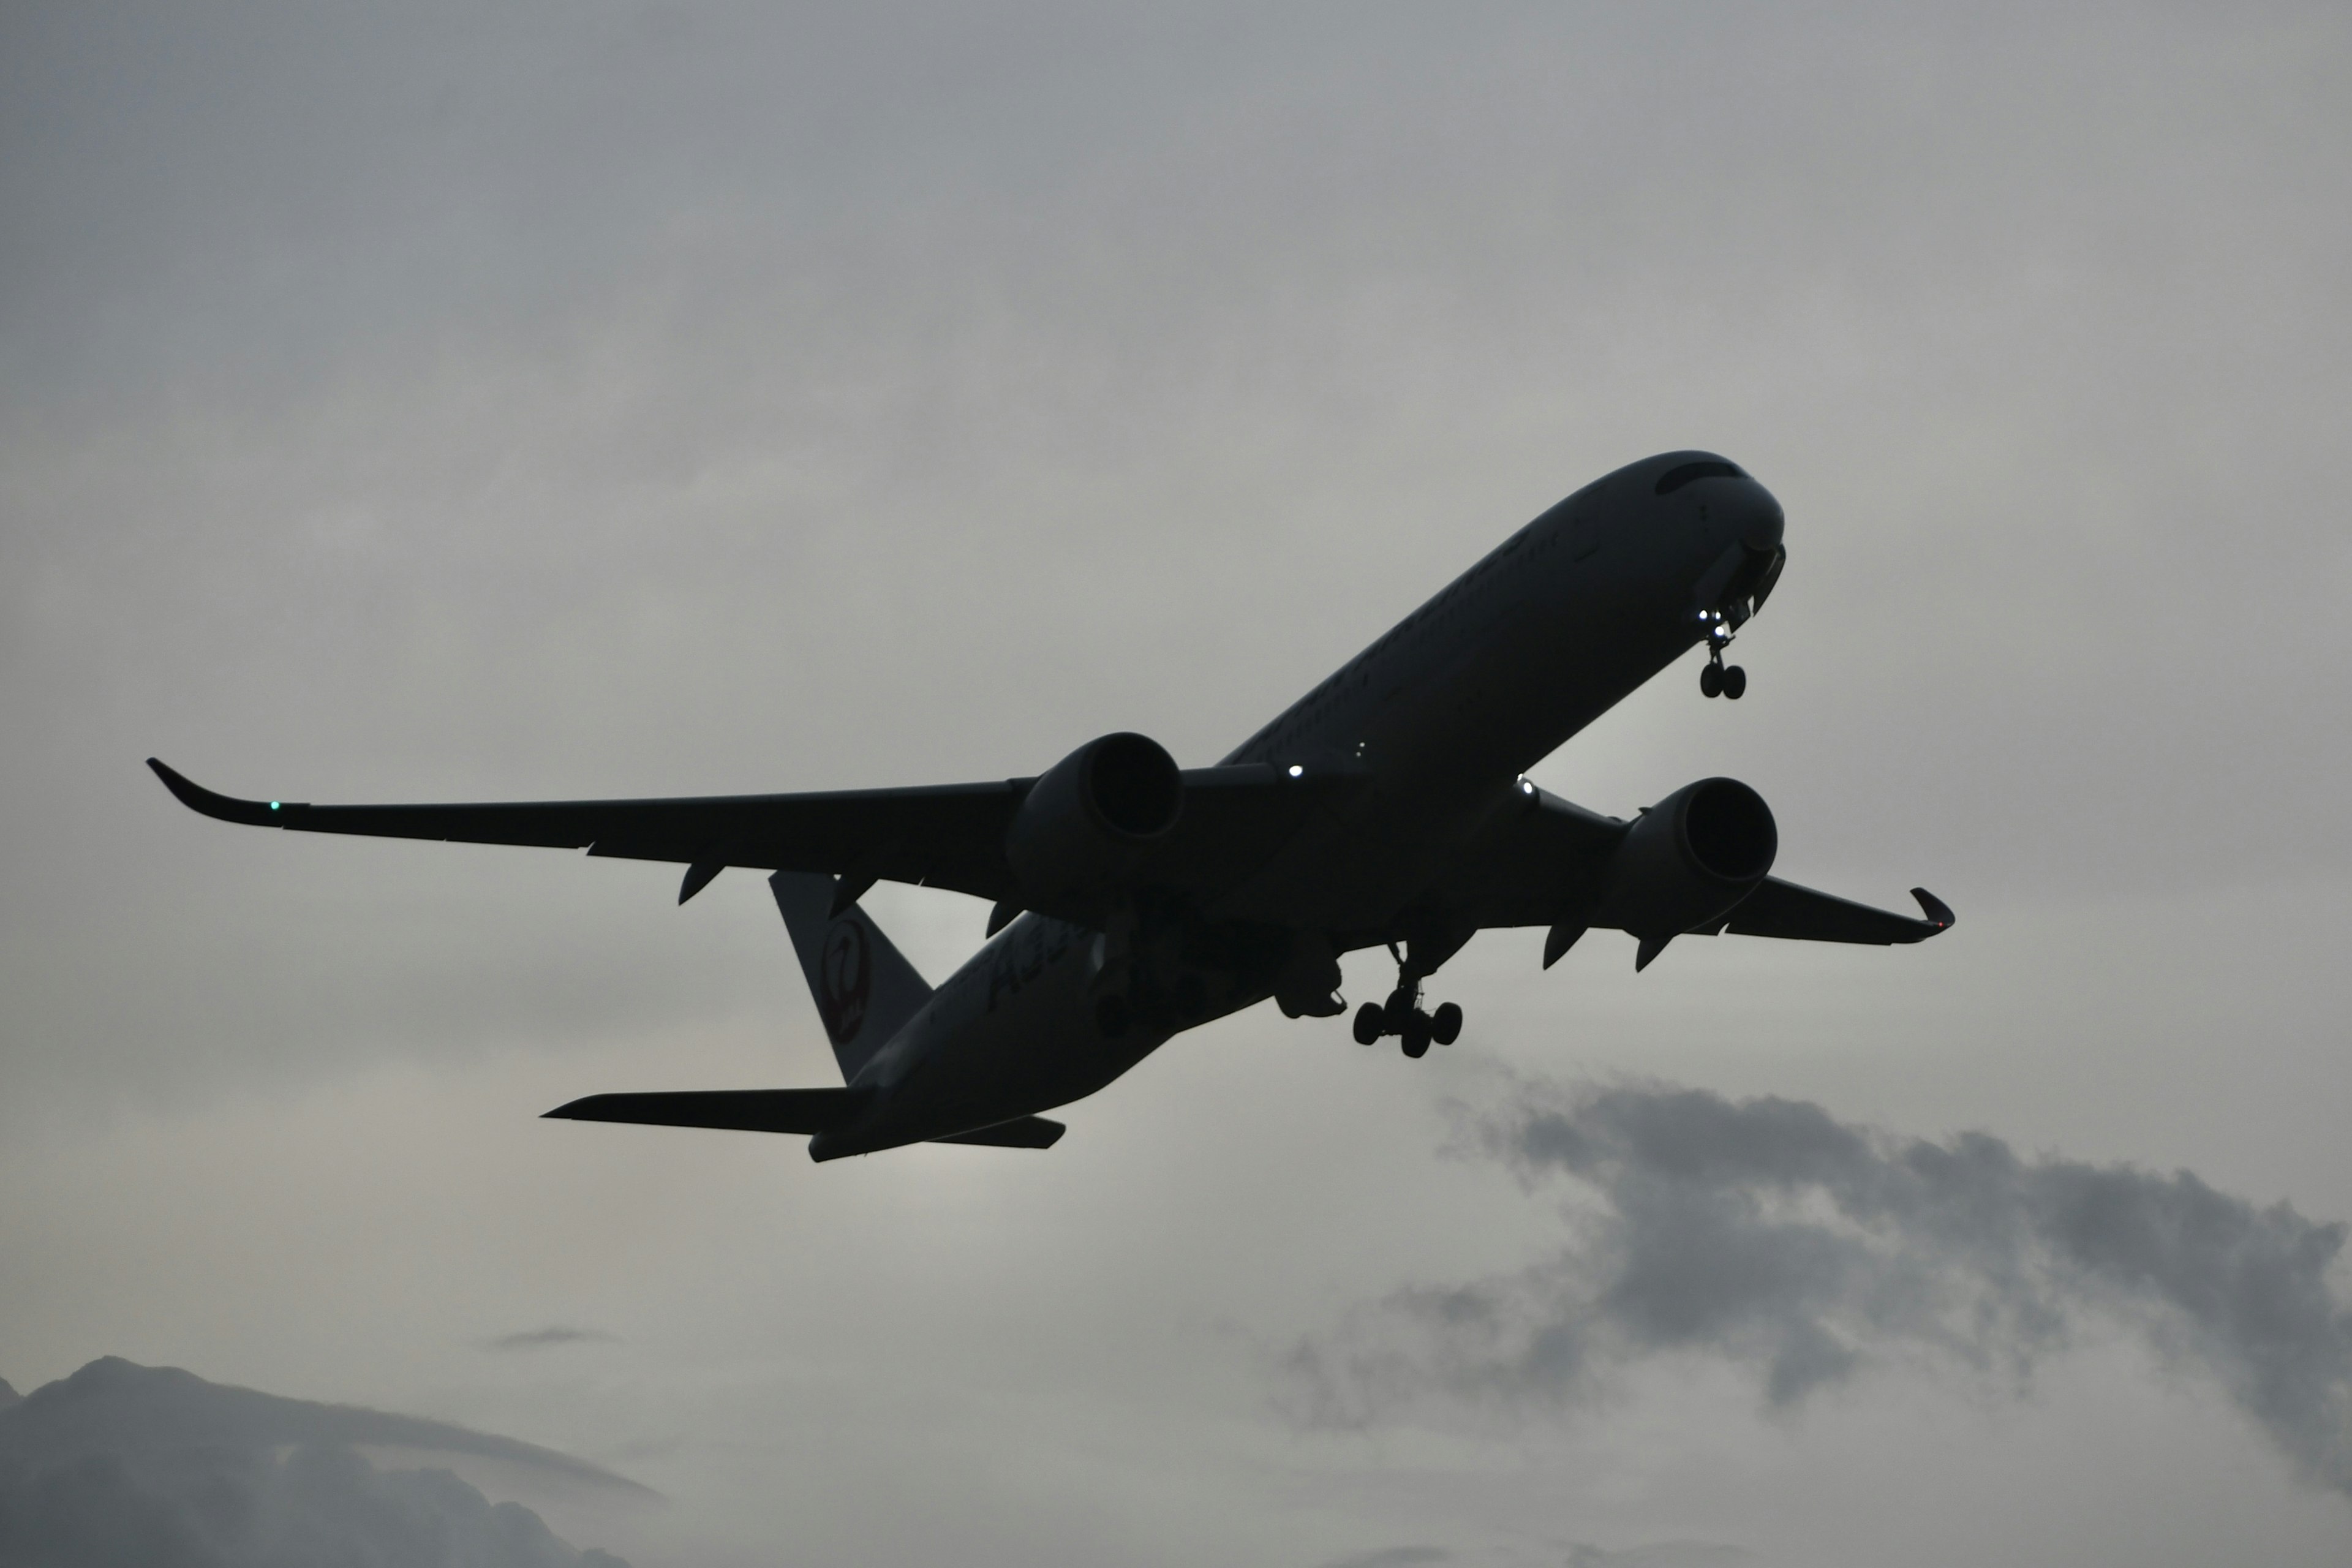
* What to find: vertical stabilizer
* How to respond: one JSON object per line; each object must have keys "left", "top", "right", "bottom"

{"left": 770, "top": 872, "right": 934, "bottom": 1083}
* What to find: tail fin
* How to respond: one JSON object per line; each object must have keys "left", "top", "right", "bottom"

{"left": 769, "top": 872, "right": 933, "bottom": 1082}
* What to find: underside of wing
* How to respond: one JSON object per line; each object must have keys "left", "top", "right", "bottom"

{"left": 1700, "top": 878, "right": 1954, "bottom": 944}
{"left": 148, "top": 756, "right": 1349, "bottom": 915}
{"left": 149, "top": 758, "right": 1026, "bottom": 899}
{"left": 1449, "top": 788, "right": 1629, "bottom": 930}
{"left": 1442, "top": 786, "right": 1951, "bottom": 952}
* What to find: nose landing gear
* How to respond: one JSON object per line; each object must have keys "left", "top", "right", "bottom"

{"left": 1352, "top": 946, "right": 1464, "bottom": 1057}
{"left": 1698, "top": 609, "right": 1747, "bottom": 700}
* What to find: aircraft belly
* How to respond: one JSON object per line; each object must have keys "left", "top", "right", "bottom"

{"left": 846, "top": 918, "right": 1172, "bottom": 1149}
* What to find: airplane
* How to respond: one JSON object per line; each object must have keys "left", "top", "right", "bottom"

{"left": 149, "top": 450, "right": 1951, "bottom": 1161}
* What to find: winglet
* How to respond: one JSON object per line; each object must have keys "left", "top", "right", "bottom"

{"left": 1910, "top": 888, "right": 1955, "bottom": 932}
{"left": 147, "top": 758, "right": 298, "bottom": 827}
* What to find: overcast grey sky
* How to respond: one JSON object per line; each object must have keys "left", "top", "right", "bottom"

{"left": 4, "top": 4, "right": 2350, "bottom": 1564}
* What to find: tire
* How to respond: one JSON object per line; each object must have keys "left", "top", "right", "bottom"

{"left": 1700, "top": 663, "right": 1724, "bottom": 698}
{"left": 1722, "top": 665, "right": 1747, "bottom": 700}
{"left": 1353, "top": 1001, "right": 1385, "bottom": 1046}
{"left": 1430, "top": 1001, "right": 1463, "bottom": 1046}
{"left": 1400, "top": 1014, "right": 1433, "bottom": 1058}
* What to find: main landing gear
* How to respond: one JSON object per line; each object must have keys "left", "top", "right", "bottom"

{"left": 1352, "top": 944, "right": 1463, "bottom": 1058}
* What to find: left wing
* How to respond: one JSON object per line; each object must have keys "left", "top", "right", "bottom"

{"left": 1698, "top": 878, "right": 1953, "bottom": 944}
{"left": 1450, "top": 786, "right": 1951, "bottom": 944}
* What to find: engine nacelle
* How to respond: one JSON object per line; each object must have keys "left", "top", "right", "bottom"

{"left": 1593, "top": 777, "right": 1777, "bottom": 937}
{"left": 1005, "top": 732, "right": 1184, "bottom": 905}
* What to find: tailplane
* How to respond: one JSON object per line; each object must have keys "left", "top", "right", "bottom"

{"left": 545, "top": 1087, "right": 869, "bottom": 1133}
{"left": 769, "top": 871, "right": 933, "bottom": 1082}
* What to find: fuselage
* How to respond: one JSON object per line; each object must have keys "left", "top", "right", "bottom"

{"left": 810, "top": 451, "right": 1785, "bottom": 1158}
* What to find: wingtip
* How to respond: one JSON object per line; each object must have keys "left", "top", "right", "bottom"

{"left": 1910, "top": 887, "right": 1956, "bottom": 932}
{"left": 148, "top": 758, "right": 290, "bottom": 826}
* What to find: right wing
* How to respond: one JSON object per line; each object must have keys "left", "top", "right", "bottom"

{"left": 149, "top": 758, "right": 1028, "bottom": 902}
{"left": 148, "top": 756, "right": 1346, "bottom": 911}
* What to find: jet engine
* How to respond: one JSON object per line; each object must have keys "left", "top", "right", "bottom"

{"left": 1593, "top": 777, "right": 1777, "bottom": 936}
{"left": 1005, "top": 732, "right": 1184, "bottom": 907}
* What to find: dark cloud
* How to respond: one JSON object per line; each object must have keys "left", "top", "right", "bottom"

{"left": 0, "top": 1380, "right": 17, "bottom": 1409}
{"left": 0, "top": 1358, "right": 640, "bottom": 1567}
{"left": 481, "top": 1328, "right": 617, "bottom": 1354}
{"left": 1292, "top": 1081, "right": 2352, "bottom": 1498}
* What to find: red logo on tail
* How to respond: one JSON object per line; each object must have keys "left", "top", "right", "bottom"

{"left": 817, "top": 918, "right": 872, "bottom": 1045}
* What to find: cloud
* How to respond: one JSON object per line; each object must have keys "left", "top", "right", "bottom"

{"left": 1318, "top": 1548, "right": 1449, "bottom": 1568}
{"left": 481, "top": 1327, "right": 618, "bottom": 1354}
{"left": 0, "top": 1358, "right": 642, "bottom": 1567}
{"left": 1563, "top": 1545, "right": 1749, "bottom": 1568}
{"left": 1291, "top": 1080, "right": 2352, "bottom": 1498}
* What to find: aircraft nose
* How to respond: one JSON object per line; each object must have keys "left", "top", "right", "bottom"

{"left": 1734, "top": 480, "right": 1784, "bottom": 552}
{"left": 1646, "top": 454, "right": 1782, "bottom": 554}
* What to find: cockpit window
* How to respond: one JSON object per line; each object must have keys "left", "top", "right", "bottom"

{"left": 1654, "top": 460, "right": 1745, "bottom": 496}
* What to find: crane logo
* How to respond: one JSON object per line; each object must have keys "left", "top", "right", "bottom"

{"left": 818, "top": 917, "right": 872, "bottom": 1045}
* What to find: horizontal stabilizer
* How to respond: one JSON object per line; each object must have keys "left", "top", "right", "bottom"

{"left": 542, "top": 1088, "right": 869, "bottom": 1134}
{"left": 930, "top": 1117, "right": 1065, "bottom": 1150}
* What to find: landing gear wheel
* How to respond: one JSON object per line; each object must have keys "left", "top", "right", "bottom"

{"left": 1721, "top": 665, "right": 1747, "bottom": 700}
{"left": 1384, "top": 987, "right": 1419, "bottom": 1034}
{"left": 1353, "top": 1001, "right": 1385, "bottom": 1046}
{"left": 1400, "top": 1013, "right": 1432, "bottom": 1058}
{"left": 1430, "top": 1001, "right": 1463, "bottom": 1046}
{"left": 1700, "top": 662, "right": 1724, "bottom": 699}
